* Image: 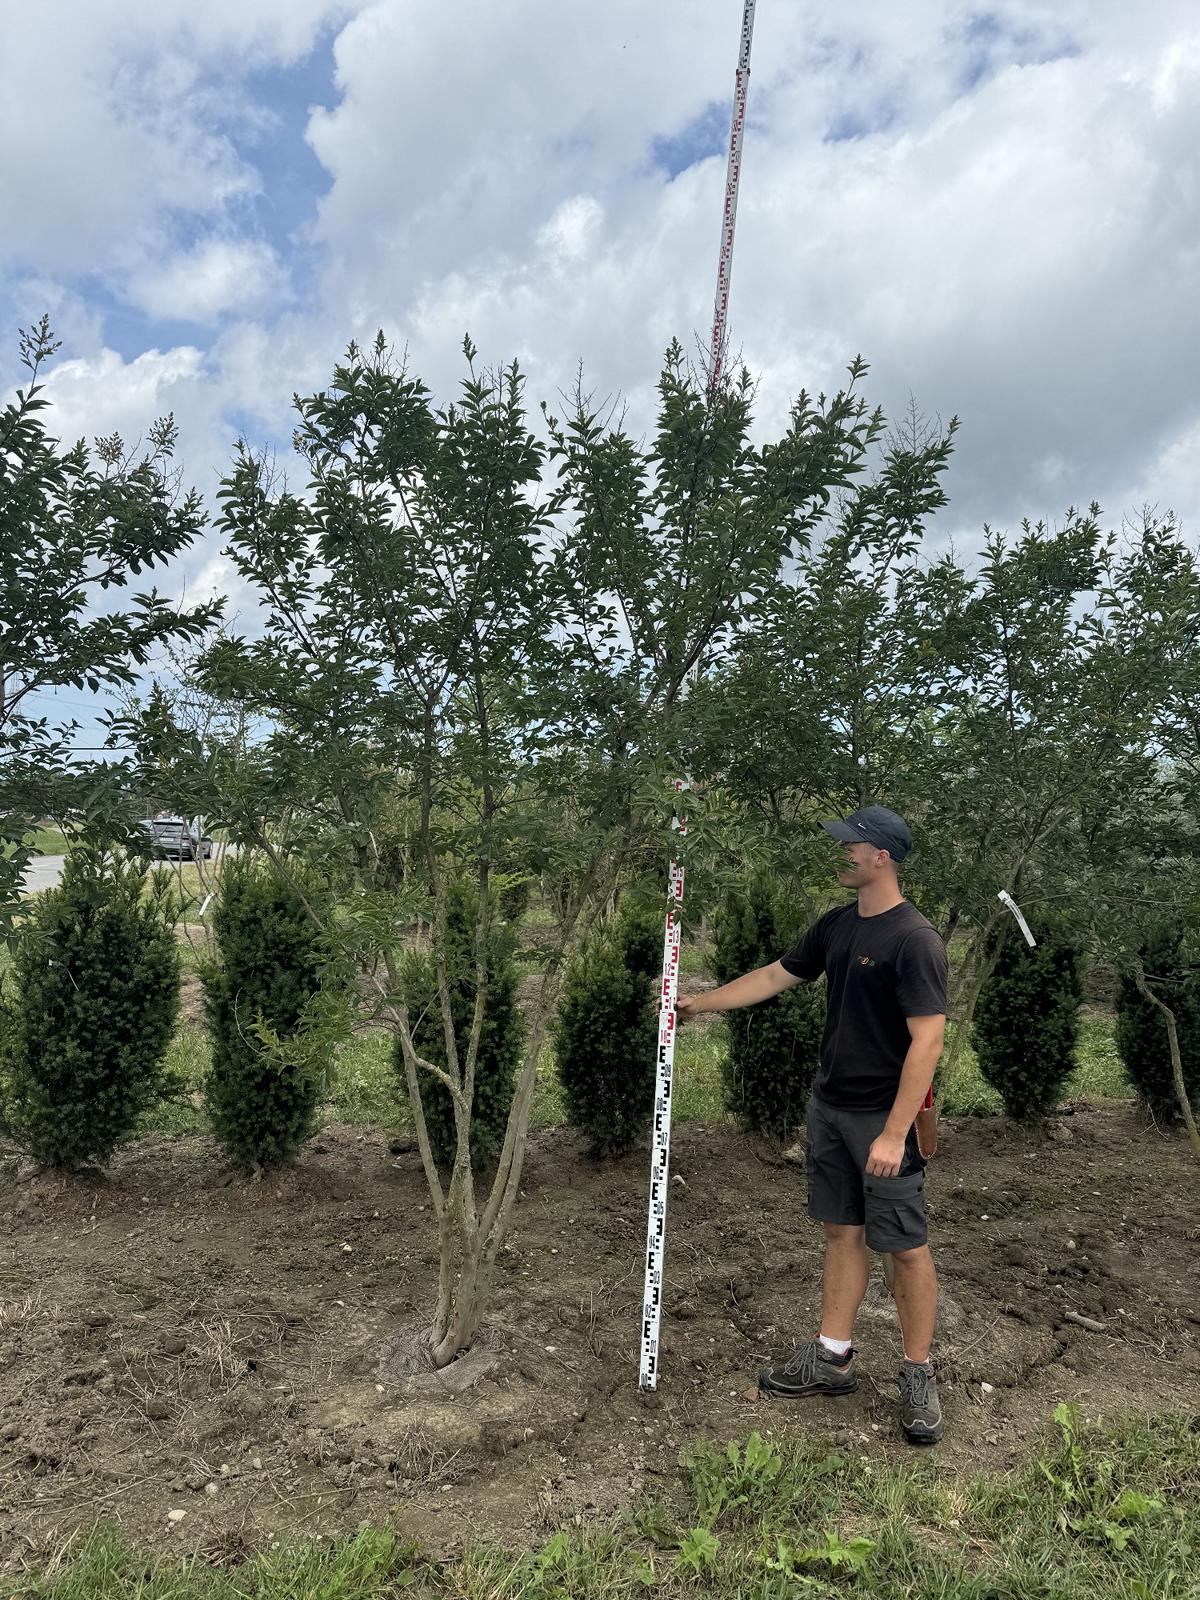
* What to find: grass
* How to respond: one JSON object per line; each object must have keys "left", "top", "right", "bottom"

{"left": 325, "top": 1030, "right": 406, "bottom": 1126}
{"left": 137, "top": 1009, "right": 1131, "bottom": 1143}
{"left": 7, "top": 1409, "right": 1197, "bottom": 1598}
{"left": 150, "top": 860, "right": 219, "bottom": 918}
{"left": 679, "top": 940, "right": 712, "bottom": 978}
{"left": 142, "top": 1027, "right": 412, "bottom": 1139}
{"left": 940, "top": 1013, "right": 1132, "bottom": 1117}
{"left": 138, "top": 1024, "right": 735, "bottom": 1141}
{"left": 143, "top": 1028, "right": 213, "bottom": 1136}
{"left": 668, "top": 1012, "right": 1134, "bottom": 1126}
{"left": 20, "top": 827, "right": 72, "bottom": 856}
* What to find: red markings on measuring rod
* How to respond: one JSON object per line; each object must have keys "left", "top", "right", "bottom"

{"left": 639, "top": 791, "right": 688, "bottom": 1389}
{"left": 710, "top": 0, "right": 757, "bottom": 387}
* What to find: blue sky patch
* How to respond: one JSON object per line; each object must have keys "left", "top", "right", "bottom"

{"left": 957, "top": 10, "right": 1081, "bottom": 95}
{"left": 650, "top": 100, "right": 731, "bottom": 179}
{"left": 824, "top": 101, "right": 897, "bottom": 145}
{"left": 239, "top": 33, "right": 340, "bottom": 260}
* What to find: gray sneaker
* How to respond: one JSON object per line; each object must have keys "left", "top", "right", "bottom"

{"left": 898, "top": 1360, "right": 943, "bottom": 1444}
{"left": 759, "top": 1340, "right": 859, "bottom": 1399}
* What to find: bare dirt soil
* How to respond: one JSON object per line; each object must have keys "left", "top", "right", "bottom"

{"left": 2, "top": 1102, "right": 1198, "bottom": 1573}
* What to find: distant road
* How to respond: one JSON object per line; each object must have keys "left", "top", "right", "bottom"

{"left": 20, "top": 848, "right": 231, "bottom": 895}
{"left": 21, "top": 854, "right": 65, "bottom": 893}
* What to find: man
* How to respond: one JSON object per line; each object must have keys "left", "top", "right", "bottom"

{"left": 677, "top": 805, "right": 948, "bottom": 1445}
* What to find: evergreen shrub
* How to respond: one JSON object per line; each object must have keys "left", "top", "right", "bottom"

{"left": 1115, "top": 924, "right": 1200, "bottom": 1122}
{"left": 972, "top": 923, "right": 1083, "bottom": 1119}
{"left": 0, "top": 851, "right": 179, "bottom": 1168}
{"left": 202, "top": 858, "right": 331, "bottom": 1171}
{"left": 713, "top": 880, "right": 823, "bottom": 1140}
{"left": 554, "top": 900, "right": 662, "bottom": 1157}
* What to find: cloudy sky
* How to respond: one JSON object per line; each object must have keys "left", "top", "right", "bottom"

{"left": 2, "top": 0, "right": 1198, "bottom": 740}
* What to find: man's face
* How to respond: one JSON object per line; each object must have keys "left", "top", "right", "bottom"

{"left": 834, "top": 838, "right": 888, "bottom": 888}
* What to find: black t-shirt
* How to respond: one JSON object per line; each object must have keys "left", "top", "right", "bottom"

{"left": 780, "top": 901, "right": 948, "bottom": 1111}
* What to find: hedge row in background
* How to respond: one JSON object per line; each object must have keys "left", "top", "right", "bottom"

{"left": 3, "top": 861, "right": 1197, "bottom": 1174}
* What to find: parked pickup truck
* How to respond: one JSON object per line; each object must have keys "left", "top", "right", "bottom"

{"left": 139, "top": 817, "right": 214, "bottom": 861}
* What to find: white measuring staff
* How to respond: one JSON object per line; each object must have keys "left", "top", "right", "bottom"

{"left": 708, "top": 0, "right": 757, "bottom": 383}
{"left": 639, "top": 0, "right": 758, "bottom": 1392}
{"left": 638, "top": 793, "right": 687, "bottom": 1389}
{"left": 997, "top": 888, "right": 1037, "bottom": 948}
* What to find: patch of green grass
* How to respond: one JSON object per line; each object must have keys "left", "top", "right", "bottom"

{"left": 326, "top": 1033, "right": 564, "bottom": 1133}
{"left": 522, "top": 900, "right": 557, "bottom": 929}
{"left": 1072, "top": 1012, "right": 1132, "bottom": 1099}
{"left": 328, "top": 1031, "right": 406, "bottom": 1127}
{"left": 16, "top": 1411, "right": 1198, "bottom": 1599}
{"left": 673, "top": 1025, "right": 731, "bottom": 1124}
{"left": 148, "top": 860, "right": 218, "bottom": 918}
{"left": 319, "top": 1029, "right": 728, "bottom": 1138}
{"left": 137, "top": 1028, "right": 211, "bottom": 1136}
{"left": 132, "top": 1009, "right": 1132, "bottom": 1142}
{"left": 531, "top": 1045, "right": 566, "bottom": 1129}
{"left": 531, "top": 1025, "right": 730, "bottom": 1134}
{"left": 137, "top": 1027, "right": 412, "bottom": 1138}
{"left": 173, "top": 934, "right": 211, "bottom": 976}
{"left": 20, "top": 826, "right": 72, "bottom": 856}
{"left": 6, "top": 1525, "right": 419, "bottom": 1600}
{"left": 941, "top": 1012, "right": 1132, "bottom": 1116}
{"left": 679, "top": 939, "right": 712, "bottom": 978}
{"left": 335, "top": 1024, "right": 734, "bottom": 1139}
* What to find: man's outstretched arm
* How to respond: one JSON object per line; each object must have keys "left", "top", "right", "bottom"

{"left": 677, "top": 960, "right": 802, "bottom": 1020}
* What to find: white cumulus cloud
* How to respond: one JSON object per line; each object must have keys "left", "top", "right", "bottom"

{"left": 3, "top": 0, "right": 1198, "bottom": 613}
{"left": 129, "top": 239, "right": 289, "bottom": 325}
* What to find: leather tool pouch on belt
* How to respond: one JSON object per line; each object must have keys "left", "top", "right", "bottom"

{"left": 915, "top": 1089, "right": 938, "bottom": 1160}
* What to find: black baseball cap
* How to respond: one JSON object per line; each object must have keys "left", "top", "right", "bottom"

{"left": 821, "top": 805, "right": 912, "bottom": 863}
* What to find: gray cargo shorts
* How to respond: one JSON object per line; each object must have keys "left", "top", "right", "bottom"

{"left": 805, "top": 1093, "right": 929, "bottom": 1254}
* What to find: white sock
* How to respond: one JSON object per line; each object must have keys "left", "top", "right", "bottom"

{"left": 819, "top": 1335, "right": 852, "bottom": 1358}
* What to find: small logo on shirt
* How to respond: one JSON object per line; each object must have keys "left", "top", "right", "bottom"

{"left": 857, "top": 955, "right": 876, "bottom": 967}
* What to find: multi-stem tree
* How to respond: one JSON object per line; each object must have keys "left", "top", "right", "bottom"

{"left": 140, "top": 334, "right": 976, "bottom": 1367}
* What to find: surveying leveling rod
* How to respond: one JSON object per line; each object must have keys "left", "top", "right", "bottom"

{"left": 638, "top": 787, "right": 688, "bottom": 1390}
{"left": 709, "top": 0, "right": 757, "bottom": 384}
{"left": 639, "top": 1, "right": 758, "bottom": 1392}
